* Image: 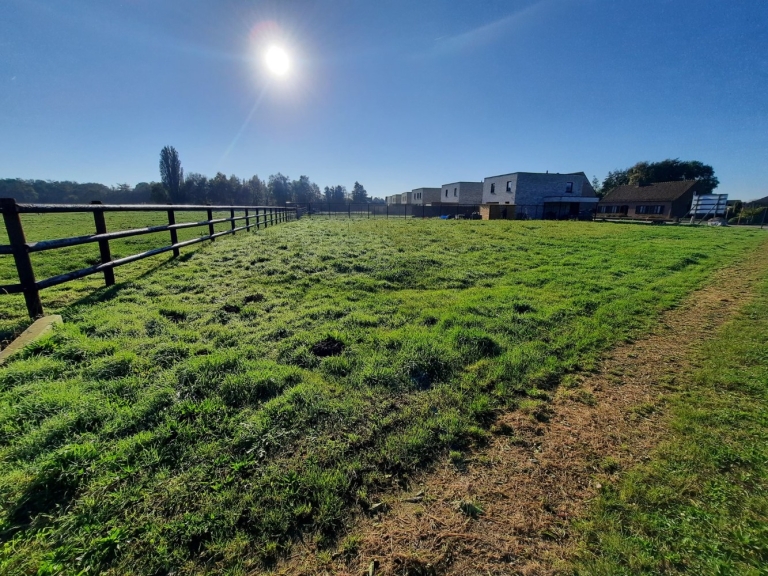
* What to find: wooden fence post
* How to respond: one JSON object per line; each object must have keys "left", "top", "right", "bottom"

{"left": 230, "top": 209, "right": 236, "bottom": 234}
{"left": 257, "top": 208, "right": 261, "bottom": 230}
{"left": 167, "top": 208, "right": 179, "bottom": 257}
{"left": 207, "top": 208, "right": 215, "bottom": 240}
{"left": 0, "top": 198, "right": 44, "bottom": 318}
{"left": 245, "top": 209, "right": 250, "bottom": 231}
{"left": 91, "top": 201, "right": 115, "bottom": 287}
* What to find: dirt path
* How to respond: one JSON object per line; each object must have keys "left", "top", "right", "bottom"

{"left": 277, "top": 245, "right": 768, "bottom": 576}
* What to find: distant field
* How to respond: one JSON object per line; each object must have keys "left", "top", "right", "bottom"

{"left": 0, "top": 217, "right": 764, "bottom": 574}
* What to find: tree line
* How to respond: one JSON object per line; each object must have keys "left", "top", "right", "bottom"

{"left": 1, "top": 149, "right": 723, "bottom": 206}
{"left": 0, "top": 146, "right": 378, "bottom": 206}
{"left": 593, "top": 158, "right": 719, "bottom": 197}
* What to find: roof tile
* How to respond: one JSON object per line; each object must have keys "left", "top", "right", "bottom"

{"left": 600, "top": 180, "right": 699, "bottom": 203}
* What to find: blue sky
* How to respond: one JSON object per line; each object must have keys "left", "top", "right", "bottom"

{"left": 1, "top": 0, "right": 766, "bottom": 200}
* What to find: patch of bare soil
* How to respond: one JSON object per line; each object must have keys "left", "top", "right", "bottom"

{"left": 275, "top": 247, "right": 768, "bottom": 576}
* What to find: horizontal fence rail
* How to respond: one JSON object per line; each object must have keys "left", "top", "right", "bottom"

{"left": 0, "top": 199, "right": 296, "bottom": 318}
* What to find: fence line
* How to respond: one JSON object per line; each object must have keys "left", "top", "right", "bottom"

{"left": 0, "top": 199, "right": 296, "bottom": 319}
{"left": 295, "top": 202, "right": 594, "bottom": 221}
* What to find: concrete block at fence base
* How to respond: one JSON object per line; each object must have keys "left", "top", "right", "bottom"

{"left": 0, "top": 315, "right": 63, "bottom": 366}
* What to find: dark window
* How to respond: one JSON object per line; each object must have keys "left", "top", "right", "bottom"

{"left": 565, "top": 182, "right": 573, "bottom": 193}
{"left": 506, "top": 181, "right": 512, "bottom": 192}
{"left": 490, "top": 183, "right": 496, "bottom": 194}
{"left": 445, "top": 189, "right": 448, "bottom": 197}
{"left": 636, "top": 205, "right": 664, "bottom": 214}
{"left": 454, "top": 187, "right": 457, "bottom": 196}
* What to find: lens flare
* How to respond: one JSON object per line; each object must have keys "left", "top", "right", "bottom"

{"left": 265, "top": 46, "right": 290, "bottom": 76}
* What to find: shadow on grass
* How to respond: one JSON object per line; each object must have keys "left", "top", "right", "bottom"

{"left": 64, "top": 249, "right": 200, "bottom": 311}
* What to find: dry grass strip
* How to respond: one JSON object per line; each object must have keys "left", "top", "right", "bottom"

{"left": 275, "top": 242, "right": 768, "bottom": 576}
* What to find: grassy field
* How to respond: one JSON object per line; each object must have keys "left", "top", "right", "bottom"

{"left": 0, "top": 210, "right": 263, "bottom": 343}
{"left": 0, "top": 216, "right": 764, "bottom": 574}
{"left": 573, "top": 273, "right": 768, "bottom": 575}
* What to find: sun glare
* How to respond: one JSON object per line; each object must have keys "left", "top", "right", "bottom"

{"left": 265, "top": 46, "right": 290, "bottom": 76}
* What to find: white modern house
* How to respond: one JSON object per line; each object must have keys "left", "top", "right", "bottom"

{"left": 386, "top": 194, "right": 403, "bottom": 205}
{"left": 400, "top": 191, "right": 413, "bottom": 205}
{"left": 482, "top": 171, "right": 598, "bottom": 219}
{"left": 439, "top": 182, "right": 483, "bottom": 205}
{"left": 411, "top": 188, "right": 442, "bottom": 205}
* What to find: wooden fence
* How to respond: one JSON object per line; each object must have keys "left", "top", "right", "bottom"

{"left": 0, "top": 199, "right": 296, "bottom": 319}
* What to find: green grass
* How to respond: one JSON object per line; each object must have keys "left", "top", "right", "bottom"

{"left": 573, "top": 272, "right": 768, "bottom": 575}
{"left": 0, "top": 216, "right": 764, "bottom": 575}
{"left": 0, "top": 210, "right": 264, "bottom": 343}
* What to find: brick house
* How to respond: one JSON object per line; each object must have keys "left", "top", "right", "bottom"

{"left": 482, "top": 171, "right": 597, "bottom": 219}
{"left": 597, "top": 180, "right": 707, "bottom": 221}
{"left": 411, "top": 187, "right": 442, "bottom": 205}
{"left": 439, "top": 182, "right": 483, "bottom": 205}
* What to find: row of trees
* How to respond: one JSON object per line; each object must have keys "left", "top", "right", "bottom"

{"left": 0, "top": 175, "right": 375, "bottom": 206}
{"left": 0, "top": 146, "right": 376, "bottom": 206}
{"left": 149, "top": 172, "right": 372, "bottom": 205}
{"left": 594, "top": 158, "right": 719, "bottom": 197}
{"left": 151, "top": 145, "right": 375, "bottom": 205}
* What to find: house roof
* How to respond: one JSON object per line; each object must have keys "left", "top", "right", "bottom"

{"left": 747, "top": 195, "right": 768, "bottom": 206}
{"left": 484, "top": 171, "right": 588, "bottom": 180}
{"left": 601, "top": 180, "right": 699, "bottom": 203}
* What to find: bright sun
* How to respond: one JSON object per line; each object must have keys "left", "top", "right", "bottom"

{"left": 265, "top": 46, "right": 290, "bottom": 76}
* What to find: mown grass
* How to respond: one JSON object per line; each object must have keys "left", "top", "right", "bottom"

{"left": 0, "top": 216, "right": 764, "bottom": 575}
{"left": 573, "top": 272, "right": 768, "bottom": 575}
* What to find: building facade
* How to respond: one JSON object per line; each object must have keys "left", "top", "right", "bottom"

{"left": 440, "top": 181, "right": 483, "bottom": 205}
{"left": 482, "top": 172, "right": 597, "bottom": 219}
{"left": 597, "top": 180, "right": 706, "bottom": 221}
{"left": 411, "top": 188, "right": 442, "bottom": 205}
